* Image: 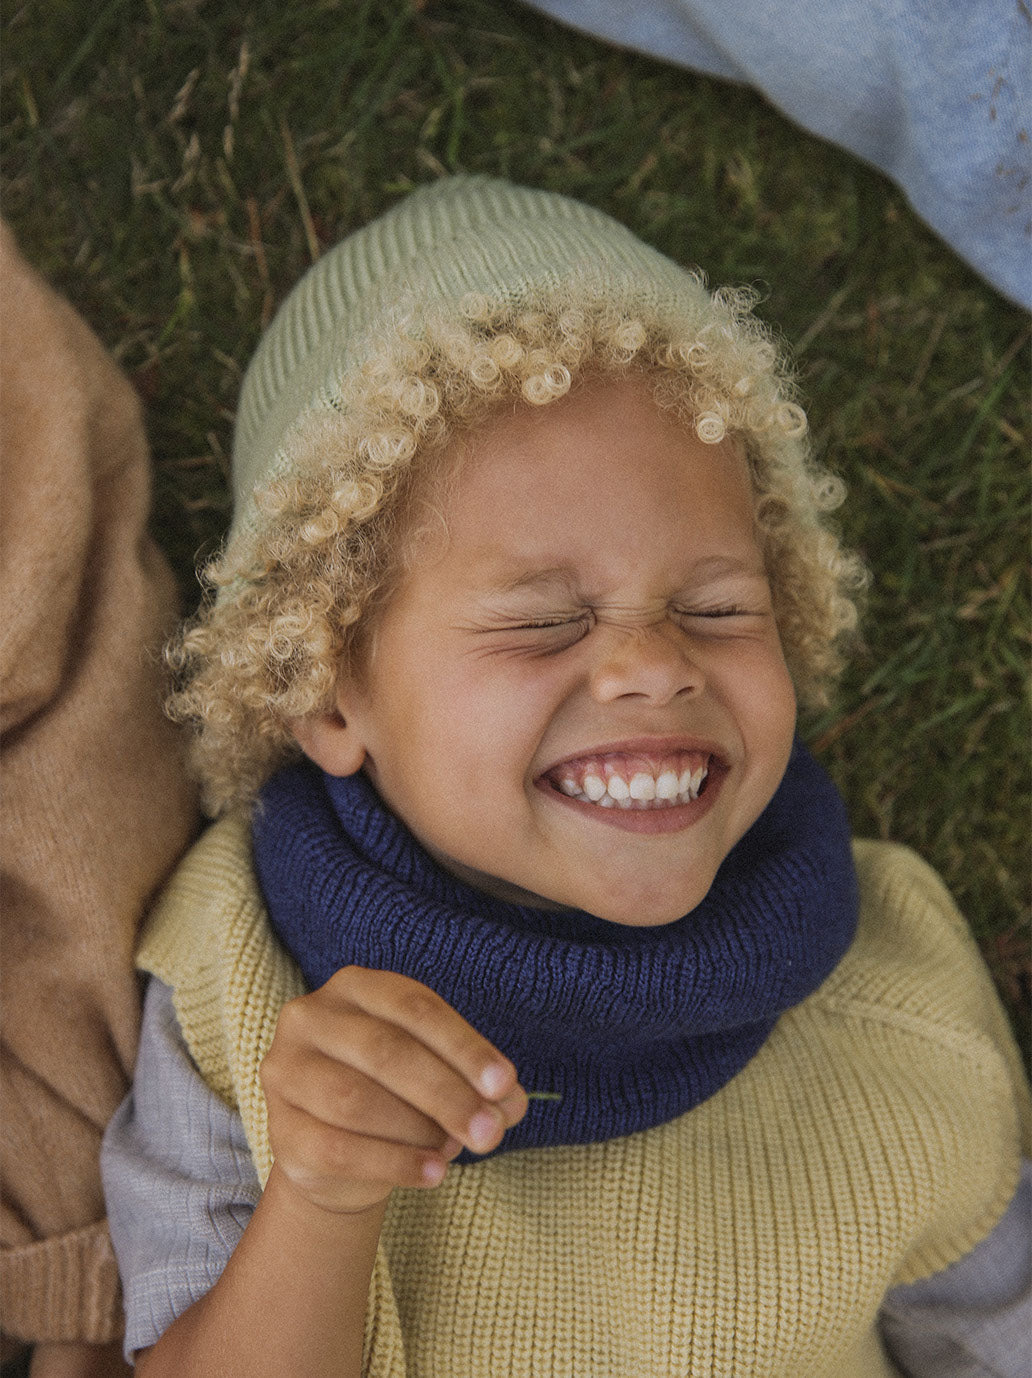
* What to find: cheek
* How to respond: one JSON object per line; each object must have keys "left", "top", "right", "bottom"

{"left": 440, "top": 670, "right": 555, "bottom": 769}
{"left": 378, "top": 659, "right": 538, "bottom": 782}
{"left": 725, "top": 642, "right": 797, "bottom": 748}
{"left": 756, "top": 659, "right": 798, "bottom": 773}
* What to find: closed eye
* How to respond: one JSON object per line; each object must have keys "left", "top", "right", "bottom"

{"left": 677, "top": 605, "right": 752, "bottom": 618}
{"left": 512, "top": 615, "right": 593, "bottom": 640}
{"left": 513, "top": 617, "right": 588, "bottom": 630}
{"left": 478, "top": 614, "right": 593, "bottom": 655}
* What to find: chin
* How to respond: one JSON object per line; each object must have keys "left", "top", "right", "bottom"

{"left": 575, "top": 880, "right": 713, "bottom": 928}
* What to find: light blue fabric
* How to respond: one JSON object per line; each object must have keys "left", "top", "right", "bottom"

{"left": 523, "top": 0, "right": 1032, "bottom": 307}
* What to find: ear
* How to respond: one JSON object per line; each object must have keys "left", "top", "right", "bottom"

{"left": 289, "top": 701, "right": 367, "bottom": 777}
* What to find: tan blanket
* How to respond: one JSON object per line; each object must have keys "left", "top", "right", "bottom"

{"left": 0, "top": 223, "right": 198, "bottom": 1346}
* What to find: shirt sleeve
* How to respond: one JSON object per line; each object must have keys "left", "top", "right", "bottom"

{"left": 100, "top": 977, "right": 261, "bottom": 1361}
{"left": 879, "top": 1158, "right": 1031, "bottom": 1378}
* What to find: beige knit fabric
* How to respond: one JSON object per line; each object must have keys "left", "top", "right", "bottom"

{"left": 139, "top": 819, "right": 1029, "bottom": 1378}
{"left": 0, "top": 223, "right": 199, "bottom": 1345}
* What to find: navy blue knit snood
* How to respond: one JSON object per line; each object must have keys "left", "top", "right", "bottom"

{"left": 252, "top": 741, "right": 857, "bottom": 1160}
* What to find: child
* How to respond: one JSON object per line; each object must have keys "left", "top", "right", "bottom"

{"left": 101, "top": 178, "right": 1029, "bottom": 1377}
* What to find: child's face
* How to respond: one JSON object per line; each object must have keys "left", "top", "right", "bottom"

{"left": 325, "top": 376, "right": 796, "bottom": 925}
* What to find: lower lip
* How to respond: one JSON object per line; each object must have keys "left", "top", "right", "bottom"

{"left": 534, "top": 764, "right": 726, "bottom": 834}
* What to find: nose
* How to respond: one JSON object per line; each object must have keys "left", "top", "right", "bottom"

{"left": 588, "top": 622, "right": 703, "bottom": 706}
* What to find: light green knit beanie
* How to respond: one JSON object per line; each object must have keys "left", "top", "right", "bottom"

{"left": 230, "top": 176, "right": 713, "bottom": 546}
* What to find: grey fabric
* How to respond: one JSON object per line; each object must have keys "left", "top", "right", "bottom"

{"left": 102, "top": 978, "right": 1031, "bottom": 1372}
{"left": 100, "top": 978, "right": 260, "bottom": 1360}
{"left": 880, "top": 1159, "right": 1032, "bottom": 1378}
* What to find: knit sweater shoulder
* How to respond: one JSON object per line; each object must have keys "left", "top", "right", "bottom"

{"left": 137, "top": 814, "right": 1030, "bottom": 1378}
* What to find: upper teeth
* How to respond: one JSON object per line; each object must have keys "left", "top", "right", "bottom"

{"left": 656, "top": 771, "right": 679, "bottom": 800}
{"left": 550, "top": 754, "right": 710, "bottom": 810}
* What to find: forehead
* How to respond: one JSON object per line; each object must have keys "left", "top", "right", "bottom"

{"left": 417, "top": 376, "right": 761, "bottom": 582}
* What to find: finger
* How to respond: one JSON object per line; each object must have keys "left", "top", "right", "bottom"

{"left": 265, "top": 1048, "right": 456, "bottom": 1150}
{"left": 273, "top": 1104, "right": 453, "bottom": 1198}
{"left": 305, "top": 1003, "right": 511, "bottom": 1154}
{"left": 326, "top": 967, "right": 520, "bottom": 1100}
{"left": 496, "top": 1085, "right": 530, "bottom": 1128}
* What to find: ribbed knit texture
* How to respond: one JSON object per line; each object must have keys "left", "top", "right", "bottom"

{"left": 251, "top": 742, "right": 858, "bottom": 1159}
{"left": 230, "top": 176, "right": 711, "bottom": 543}
{"left": 137, "top": 824, "right": 1029, "bottom": 1378}
{"left": 0, "top": 1223, "right": 122, "bottom": 1345}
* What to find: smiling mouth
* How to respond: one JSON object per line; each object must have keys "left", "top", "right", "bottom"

{"left": 542, "top": 750, "right": 712, "bottom": 811}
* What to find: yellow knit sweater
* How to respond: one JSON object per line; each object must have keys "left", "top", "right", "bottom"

{"left": 138, "top": 816, "right": 1029, "bottom": 1378}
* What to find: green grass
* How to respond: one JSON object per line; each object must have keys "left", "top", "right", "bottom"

{"left": 4, "top": 0, "right": 1029, "bottom": 1041}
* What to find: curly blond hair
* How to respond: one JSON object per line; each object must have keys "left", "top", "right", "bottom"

{"left": 167, "top": 288, "right": 867, "bottom": 813}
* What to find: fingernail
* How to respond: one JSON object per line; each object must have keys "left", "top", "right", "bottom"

{"left": 468, "top": 1108, "right": 502, "bottom": 1152}
{"left": 478, "top": 1062, "right": 510, "bottom": 1098}
{"left": 422, "top": 1159, "right": 446, "bottom": 1186}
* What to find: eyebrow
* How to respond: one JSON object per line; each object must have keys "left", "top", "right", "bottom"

{"left": 479, "top": 554, "right": 767, "bottom": 598}
{"left": 484, "top": 565, "right": 578, "bottom": 596}
{"left": 685, "top": 555, "right": 767, "bottom": 579}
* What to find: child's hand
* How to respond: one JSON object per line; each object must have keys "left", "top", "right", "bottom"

{"left": 260, "top": 965, "right": 528, "bottom": 1214}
